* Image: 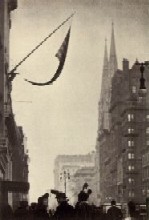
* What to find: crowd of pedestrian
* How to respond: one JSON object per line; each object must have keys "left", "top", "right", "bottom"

{"left": 1, "top": 183, "right": 140, "bottom": 220}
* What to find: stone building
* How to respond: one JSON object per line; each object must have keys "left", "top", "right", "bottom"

{"left": 0, "top": 0, "right": 29, "bottom": 214}
{"left": 96, "top": 24, "right": 149, "bottom": 205}
{"left": 54, "top": 152, "right": 95, "bottom": 205}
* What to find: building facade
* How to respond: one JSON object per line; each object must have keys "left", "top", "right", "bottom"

{"left": 0, "top": 0, "right": 29, "bottom": 214}
{"left": 54, "top": 152, "right": 95, "bottom": 205}
{"left": 97, "top": 49, "right": 149, "bottom": 205}
{"left": 96, "top": 24, "right": 149, "bottom": 205}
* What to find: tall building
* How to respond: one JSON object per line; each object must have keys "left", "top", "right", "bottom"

{"left": 54, "top": 152, "right": 95, "bottom": 205}
{"left": 96, "top": 24, "right": 149, "bottom": 204}
{"left": 0, "top": 0, "right": 29, "bottom": 214}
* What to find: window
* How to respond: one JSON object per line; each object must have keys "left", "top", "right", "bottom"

{"left": 128, "top": 114, "right": 134, "bottom": 122}
{"left": 146, "top": 115, "right": 149, "bottom": 121}
{"left": 128, "top": 178, "right": 135, "bottom": 184}
{"left": 146, "top": 127, "right": 149, "bottom": 134}
{"left": 142, "top": 189, "right": 145, "bottom": 195}
{"left": 128, "top": 165, "right": 135, "bottom": 171}
{"left": 132, "top": 86, "right": 136, "bottom": 93}
{"left": 142, "top": 155, "right": 145, "bottom": 166}
{"left": 129, "top": 190, "right": 135, "bottom": 197}
{"left": 128, "top": 128, "right": 134, "bottom": 134}
{"left": 128, "top": 153, "right": 134, "bottom": 159}
{"left": 128, "top": 140, "right": 134, "bottom": 147}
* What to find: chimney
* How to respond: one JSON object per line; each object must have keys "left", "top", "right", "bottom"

{"left": 123, "top": 58, "right": 129, "bottom": 72}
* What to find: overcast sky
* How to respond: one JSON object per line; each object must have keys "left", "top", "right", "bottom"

{"left": 10, "top": 0, "right": 149, "bottom": 203}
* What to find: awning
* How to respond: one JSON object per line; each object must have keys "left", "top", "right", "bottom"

{"left": 0, "top": 180, "right": 29, "bottom": 193}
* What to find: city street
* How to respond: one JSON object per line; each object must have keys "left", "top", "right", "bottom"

{"left": 0, "top": 0, "right": 149, "bottom": 219}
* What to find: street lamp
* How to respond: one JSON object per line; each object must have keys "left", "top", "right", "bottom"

{"left": 60, "top": 170, "right": 70, "bottom": 195}
{"left": 139, "top": 63, "right": 146, "bottom": 90}
{"left": 135, "top": 61, "right": 148, "bottom": 94}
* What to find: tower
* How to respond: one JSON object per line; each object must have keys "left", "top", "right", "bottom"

{"left": 95, "top": 23, "right": 118, "bottom": 203}
{"left": 109, "top": 22, "right": 118, "bottom": 78}
{"left": 98, "top": 23, "right": 118, "bottom": 132}
{"left": 98, "top": 38, "right": 110, "bottom": 131}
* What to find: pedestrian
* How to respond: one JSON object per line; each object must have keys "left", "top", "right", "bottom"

{"left": 127, "top": 201, "right": 137, "bottom": 220}
{"left": 1, "top": 204, "right": 14, "bottom": 220}
{"left": 53, "top": 192, "right": 74, "bottom": 220}
{"left": 75, "top": 187, "right": 93, "bottom": 220}
{"left": 107, "top": 200, "right": 123, "bottom": 220}
{"left": 14, "top": 201, "right": 30, "bottom": 220}
{"left": 34, "top": 194, "right": 50, "bottom": 220}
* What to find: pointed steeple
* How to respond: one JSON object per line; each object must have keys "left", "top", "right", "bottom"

{"left": 103, "top": 38, "right": 108, "bottom": 70}
{"left": 99, "top": 38, "right": 110, "bottom": 131}
{"left": 101, "top": 38, "right": 109, "bottom": 94}
{"left": 109, "top": 22, "right": 118, "bottom": 76}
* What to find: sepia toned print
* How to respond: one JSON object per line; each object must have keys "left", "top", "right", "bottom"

{"left": 0, "top": 0, "right": 149, "bottom": 219}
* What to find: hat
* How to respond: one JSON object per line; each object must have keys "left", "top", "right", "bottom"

{"left": 20, "top": 201, "right": 28, "bottom": 207}
{"left": 56, "top": 192, "right": 67, "bottom": 199}
{"left": 42, "top": 193, "right": 49, "bottom": 199}
{"left": 83, "top": 182, "right": 89, "bottom": 188}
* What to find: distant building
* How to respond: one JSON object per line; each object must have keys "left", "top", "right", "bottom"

{"left": 96, "top": 23, "right": 149, "bottom": 204}
{"left": 0, "top": 0, "right": 29, "bottom": 213}
{"left": 54, "top": 152, "right": 95, "bottom": 205}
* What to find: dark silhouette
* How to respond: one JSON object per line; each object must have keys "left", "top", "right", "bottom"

{"left": 75, "top": 184, "right": 93, "bottom": 220}
{"left": 128, "top": 201, "right": 137, "bottom": 218}
{"left": 1, "top": 204, "right": 13, "bottom": 220}
{"left": 34, "top": 194, "right": 50, "bottom": 220}
{"left": 54, "top": 192, "right": 74, "bottom": 220}
{"left": 14, "top": 201, "right": 30, "bottom": 220}
{"left": 107, "top": 200, "right": 123, "bottom": 220}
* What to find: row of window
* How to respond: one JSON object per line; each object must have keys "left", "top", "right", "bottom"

{"left": 128, "top": 140, "right": 134, "bottom": 147}
{"left": 127, "top": 127, "right": 149, "bottom": 134}
{"left": 128, "top": 165, "right": 135, "bottom": 171}
{"left": 128, "top": 114, "right": 134, "bottom": 121}
{"left": 128, "top": 178, "right": 135, "bottom": 184}
{"left": 128, "top": 128, "right": 134, "bottom": 134}
{"left": 128, "top": 153, "right": 134, "bottom": 159}
{"left": 128, "top": 139, "right": 149, "bottom": 147}
{"left": 127, "top": 113, "right": 149, "bottom": 122}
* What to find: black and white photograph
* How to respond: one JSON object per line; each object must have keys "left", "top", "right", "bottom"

{"left": 0, "top": 0, "right": 149, "bottom": 219}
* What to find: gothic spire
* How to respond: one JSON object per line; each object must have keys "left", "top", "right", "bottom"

{"left": 109, "top": 22, "right": 118, "bottom": 75}
{"left": 103, "top": 38, "right": 108, "bottom": 70}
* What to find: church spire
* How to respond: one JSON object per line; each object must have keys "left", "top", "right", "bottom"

{"left": 103, "top": 38, "right": 108, "bottom": 70}
{"left": 109, "top": 22, "right": 118, "bottom": 75}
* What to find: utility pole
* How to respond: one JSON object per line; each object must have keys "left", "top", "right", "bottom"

{"left": 60, "top": 170, "right": 70, "bottom": 195}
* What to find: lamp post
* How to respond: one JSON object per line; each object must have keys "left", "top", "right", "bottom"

{"left": 60, "top": 170, "right": 70, "bottom": 195}
{"left": 139, "top": 63, "right": 146, "bottom": 90}
{"left": 135, "top": 61, "right": 148, "bottom": 93}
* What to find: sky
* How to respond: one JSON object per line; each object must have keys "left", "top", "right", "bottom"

{"left": 10, "top": 0, "right": 149, "bottom": 203}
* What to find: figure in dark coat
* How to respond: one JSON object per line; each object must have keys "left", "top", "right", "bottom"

{"left": 107, "top": 200, "right": 123, "bottom": 220}
{"left": 34, "top": 194, "right": 50, "bottom": 220}
{"left": 14, "top": 201, "right": 30, "bottom": 220}
{"left": 75, "top": 185, "right": 93, "bottom": 220}
{"left": 54, "top": 193, "right": 74, "bottom": 220}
